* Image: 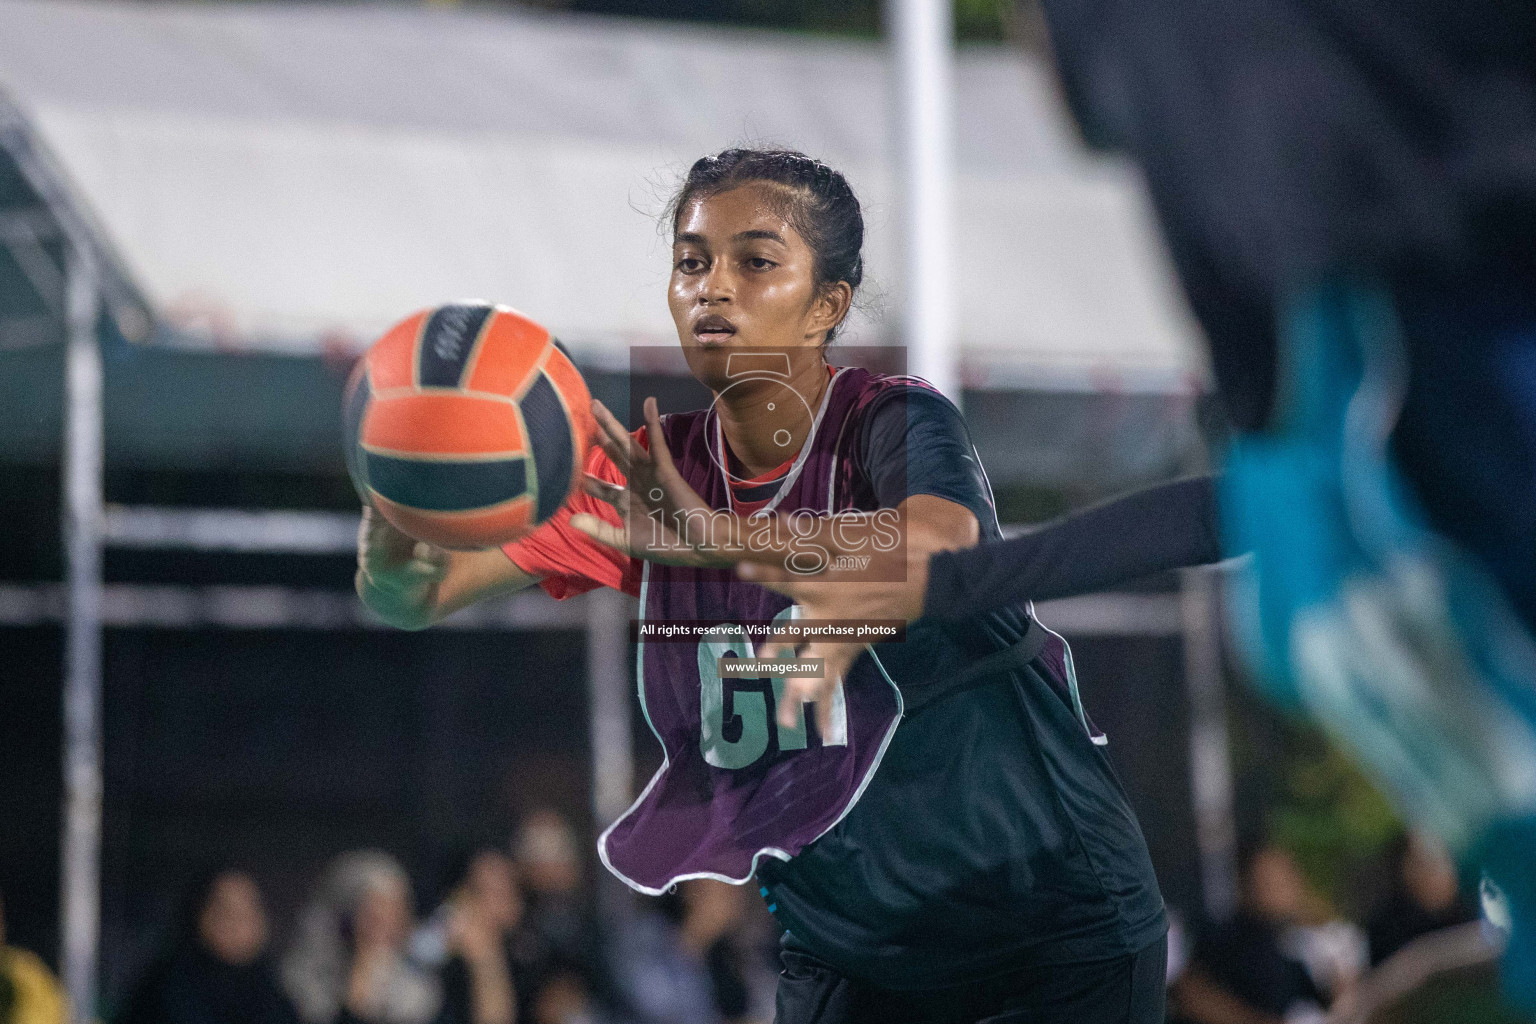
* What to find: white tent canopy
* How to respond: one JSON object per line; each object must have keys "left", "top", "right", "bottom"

{"left": 0, "top": 0, "right": 1205, "bottom": 392}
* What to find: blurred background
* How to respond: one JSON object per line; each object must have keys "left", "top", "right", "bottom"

{"left": 0, "top": 1, "right": 1500, "bottom": 1023}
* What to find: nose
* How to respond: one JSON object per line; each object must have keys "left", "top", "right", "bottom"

{"left": 698, "top": 261, "right": 735, "bottom": 305}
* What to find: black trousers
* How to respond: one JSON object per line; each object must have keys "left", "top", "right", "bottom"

{"left": 774, "top": 935, "right": 1168, "bottom": 1024}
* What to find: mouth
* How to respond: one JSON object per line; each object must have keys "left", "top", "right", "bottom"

{"left": 692, "top": 314, "right": 738, "bottom": 345}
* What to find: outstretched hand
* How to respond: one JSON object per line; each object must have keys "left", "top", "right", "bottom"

{"left": 355, "top": 504, "right": 451, "bottom": 627}
{"left": 742, "top": 543, "right": 930, "bottom": 730}
{"left": 570, "top": 398, "right": 725, "bottom": 567}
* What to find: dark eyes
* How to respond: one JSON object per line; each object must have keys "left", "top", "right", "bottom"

{"left": 673, "top": 254, "right": 779, "bottom": 273}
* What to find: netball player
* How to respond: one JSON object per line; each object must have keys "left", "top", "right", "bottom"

{"left": 358, "top": 149, "right": 1168, "bottom": 1023}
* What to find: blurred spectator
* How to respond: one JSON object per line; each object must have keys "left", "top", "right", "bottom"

{"left": 1366, "top": 831, "right": 1478, "bottom": 966}
{"left": 1171, "top": 844, "right": 1329, "bottom": 1024}
{"left": 116, "top": 867, "right": 298, "bottom": 1024}
{"left": 525, "top": 968, "right": 597, "bottom": 1024}
{"left": 0, "top": 887, "right": 66, "bottom": 1024}
{"left": 677, "top": 881, "right": 774, "bottom": 1024}
{"left": 1279, "top": 912, "right": 1366, "bottom": 1013}
{"left": 281, "top": 851, "right": 441, "bottom": 1024}
{"left": 512, "top": 811, "right": 611, "bottom": 1021}
{"left": 611, "top": 880, "right": 773, "bottom": 1024}
{"left": 611, "top": 885, "right": 722, "bottom": 1024}
{"left": 438, "top": 853, "right": 515, "bottom": 1024}
{"left": 514, "top": 811, "right": 589, "bottom": 967}
{"left": 414, "top": 847, "right": 523, "bottom": 1024}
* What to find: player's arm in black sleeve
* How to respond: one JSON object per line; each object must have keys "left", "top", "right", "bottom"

{"left": 858, "top": 388, "right": 1223, "bottom": 620}
{"left": 922, "top": 474, "right": 1224, "bottom": 622}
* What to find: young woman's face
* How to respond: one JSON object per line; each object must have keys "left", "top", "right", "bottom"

{"left": 669, "top": 183, "right": 847, "bottom": 389}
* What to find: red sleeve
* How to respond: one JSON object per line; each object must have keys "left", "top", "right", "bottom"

{"left": 502, "top": 426, "right": 647, "bottom": 599}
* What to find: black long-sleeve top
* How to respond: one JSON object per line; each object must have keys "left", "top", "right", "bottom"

{"left": 923, "top": 475, "right": 1224, "bottom": 622}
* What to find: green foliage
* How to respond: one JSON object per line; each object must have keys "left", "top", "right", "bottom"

{"left": 1225, "top": 675, "right": 1406, "bottom": 915}
{"left": 1268, "top": 725, "right": 1402, "bottom": 914}
{"left": 553, "top": 0, "right": 1022, "bottom": 43}
{"left": 952, "top": 0, "right": 1016, "bottom": 41}
{"left": 731, "top": 0, "right": 883, "bottom": 38}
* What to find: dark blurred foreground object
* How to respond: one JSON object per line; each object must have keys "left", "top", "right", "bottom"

{"left": 1037, "top": 0, "right": 1536, "bottom": 629}
{"left": 1040, "top": 0, "right": 1536, "bottom": 430}
{"left": 0, "top": 888, "right": 66, "bottom": 1024}
{"left": 1036, "top": 1, "right": 1536, "bottom": 1007}
{"left": 116, "top": 868, "right": 298, "bottom": 1024}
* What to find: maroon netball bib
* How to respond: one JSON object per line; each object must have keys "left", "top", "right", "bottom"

{"left": 598, "top": 367, "right": 915, "bottom": 892}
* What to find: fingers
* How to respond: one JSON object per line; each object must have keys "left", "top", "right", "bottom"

{"left": 754, "top": 629, "right": 799, "bottom": 662}
{"left": 589, "top": 432, "right": 632, "bottom": 478}
{"left": 359, "top": 507, "right": 442, "bottom": 588}
{"left": 639, "top": 396, "right": 716, "bottom": 522}
{"left": 739, "top": 562, "right": 852, "bottom": 613}
{"left": 362, "top": 504, "right": 415, "bottom": 557}
{"left": 589, "top": 400, "right": 637, "bottom": 471}
{"left": 773, "top": 671, "right": 845, "bottom": 733}
{"left": 816, "top": 675, "right": 836, "bottom": 736}
{"left": 777, "top": 676, "right": 824, "bottom": 730}
{"left": 757, "top": 628, "right": 804, "bottom": 732}
{"left": 737, "top": 561, "right": 789, "bottom": 583}
{"left": 756, "top": 632, "right": 837, "bottom": 731}
{"left": 757, "top": 633, "right": 857, "bottom": 732}
{"left": 642, "top": 397, "right": 681, "bottom": 481}
{"left": 800, "top": 641, "right": 857, "bottom": 735}
{"left": 590, "top": 399, "right": 628, "bottom": 445}
{"left": 357, "top": 505, "right": 377, "bottom": 558}
{"left": 643, "top": 396, "right": 665, "bottom": 450}
{"left": 812, "top": 643, "right": 858, "bottom": 734}
{"left": 570, "top": 512, "right": 631, "bottom": 554}
{"left": 408, "top": 540, "right": 450, "bottom": 581}
{"left": 590, "top": 431, "right": 627, "bottom": 475}
{"left": 738, "top": 562, "right": 821, "bottom": 605}
{"left": 582, "top": 473, "right": 626, "bottom": 509}
{"left": 804, "top": 639, "right": 850, "bottom": 679}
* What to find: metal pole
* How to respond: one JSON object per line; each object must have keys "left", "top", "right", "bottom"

{"left": 585, "top": 588, "right": 633, "bottom": 922}
{"left": 1180, "top": 567, "right": 1238, "bottom": 921}
{"left": 889, "top": 0, "right": 959, "bottom": 404}
{"left": 60, "top": 243, "right": 104, "bottom": 1024}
